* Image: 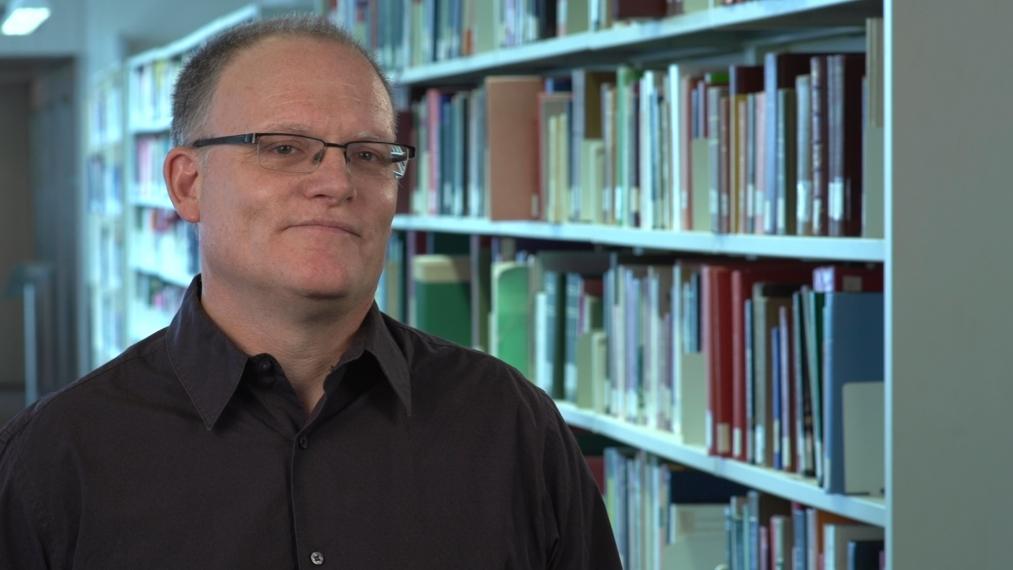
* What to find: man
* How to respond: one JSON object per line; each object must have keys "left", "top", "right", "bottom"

{"left": 0, "top": 16, "right": 622, "bottom": 570}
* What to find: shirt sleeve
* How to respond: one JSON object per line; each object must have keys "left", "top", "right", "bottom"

{"left": 0, "top": 414, "right": 53, "bottom": 569}
{"left": 539, "top": 394, "right": 623, "bottom": 570}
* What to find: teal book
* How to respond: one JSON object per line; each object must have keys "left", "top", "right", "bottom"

{"left": 412, "top": 254, "right": 471, "bottom": 347}
{"left": 490, "top": 260, "right": 531, "bottom": 377}
{"left": 822, "top": 292, "right": 884, "bottom": 495}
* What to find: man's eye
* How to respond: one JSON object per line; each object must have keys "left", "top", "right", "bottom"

{"left": 355, "top": 150, "right": 378, "bottom": 162}
{"left": 269, "top": 144, "right": 298, "bottom": 155}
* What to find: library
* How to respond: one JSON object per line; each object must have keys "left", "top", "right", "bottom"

{"left": 0, "top": 0, "right": 1010, "bottom": 568}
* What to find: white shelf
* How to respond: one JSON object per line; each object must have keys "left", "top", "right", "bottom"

{"left": 554, "top": 401, "right": 885, "bottom": 527}
{"left": 393, "top": 215, "right": 884, "bottom": 262}
{"left": 392, "top": 0, "right": 876, "bottom": 84}
{"left": 126, "top": 4, "right": 260, "bottom": 68}
{"left": 86, "top": 136, "right": 124, "bottom": 155}
{"left": 129, "top": 117, "right": 171, "bottom": 135}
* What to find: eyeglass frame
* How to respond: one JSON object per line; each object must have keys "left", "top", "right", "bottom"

{"left": 189, "top": 132, "right": 417, "bottom": 179}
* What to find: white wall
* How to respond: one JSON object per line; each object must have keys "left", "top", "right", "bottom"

{"left": 0, "top": 83, "right": 33, "bottom": 388}
{"left": 83, "top": 0, "right": 270, "bottom": 76}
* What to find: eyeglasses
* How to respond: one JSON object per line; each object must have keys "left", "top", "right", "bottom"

{"left": 191, "top": 132, "right": 416, "bottom": 180}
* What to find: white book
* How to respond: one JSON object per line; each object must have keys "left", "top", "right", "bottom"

{"left": 842, "top": 382, "right": 885, "bottom": 495}
{"left": 824, "top": 524, "right": 884, "bottom": 570}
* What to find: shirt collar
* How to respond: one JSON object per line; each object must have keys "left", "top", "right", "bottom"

{"left": 166, "top": 275, "right": 412, "bottom": 430}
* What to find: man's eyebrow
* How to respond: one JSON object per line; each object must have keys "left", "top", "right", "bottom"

{"left": 257, "top": 125, "right": 394, "bottom": 141}
{"left": 259, "top": 123, "right": 315, "bottom": 135}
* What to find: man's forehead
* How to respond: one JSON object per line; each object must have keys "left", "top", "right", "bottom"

{"left": 209, "top": 36, "right": 394, "bottom": 133}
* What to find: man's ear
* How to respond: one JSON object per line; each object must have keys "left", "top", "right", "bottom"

{"left": 164, "top": 147, "right": 202, "bottom": 223}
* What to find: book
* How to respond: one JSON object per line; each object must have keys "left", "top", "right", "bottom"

{"left": 795, "top": 75, "right": 813, "bottom": 236}
{"left": 842, "top": 382, "right": 885, "bottom": 497}
{"left": 810, "top": 56, "right": 829, "bottom": 236}
{"left": 862, "top": 18, "right": 885, "bottom": 238}
{"left": 730, "top": 65, "right": 764, "bottom": 234}
{"left": 823, "top": 524, "right": 884, "bottom": 570}
{"left": 846, "top": 539, "right": 884, "bottom": 570}
{"left": 812, "top": 265, "right": 884, "bottom": 293}
{"left": 674, "top": 262, "right": 709, "bottom": 445}
{"left": 412, "top": 254, "right": 472, "bottom": 346}
{"left": 730, "top": 265, "right": 813, "bottom": 462}
{"left": 826, "top": 54, "right": 866, "bottom": 237}
{"left": 752, "top": 282, "right": 804, "bottom": 468}
{"left": 485, "top": 76, "right": 543, "bottom": 220}
{"left": 490, "top": 260, "right": 532, "bottom": 376}
{"left": 822, "top": 292, "right": 884, "bottom": 495}
{"left": 776, "top": 87, "right": 797, "bottom": 235}
{"left": 764, "top": 53, "right": 820, "bottom": 235}
{"left": 806, "top": 509, "right": 859, "bottom": 570}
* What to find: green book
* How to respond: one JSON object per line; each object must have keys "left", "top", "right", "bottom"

{"left": 412, "top": 254, "right": 471, "bottom": 346}
{"left": 490, "top": 260, "right": 531, "bottom": 377}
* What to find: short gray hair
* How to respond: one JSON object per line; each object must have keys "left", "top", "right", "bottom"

{"left": 170, "top": 15, "right": 393, "bottom": 147}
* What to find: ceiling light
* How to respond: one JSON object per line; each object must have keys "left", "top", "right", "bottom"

{"left": 2, "top": 0, "right": 51, "bottom": 36}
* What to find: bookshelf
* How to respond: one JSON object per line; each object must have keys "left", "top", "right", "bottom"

{"left": 392, "top": 0, "right": 879, "bottom": 84}
{"left": 378, "top": 0, "right": 890, "bottom": 539}
{"left": 118, "top": 5, "right": 260, "bottom": 347}
{"left": 393, "top": 216, "right": 884, "bottom": 261}
{"left": 368, "top": 0, "right": 1011, "bottom": 567}
{"left": 85, "top": 66, "right": 127, "bottom": 368}
{"left": 556, "top": 401, "right": 885, "bottom": 526}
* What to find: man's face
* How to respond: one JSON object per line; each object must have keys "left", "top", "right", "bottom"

{"left": 195, "top": 36, "right": 397, "bottom": 307}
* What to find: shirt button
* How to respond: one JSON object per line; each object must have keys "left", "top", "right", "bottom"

{"left": 310, "top": 551, "right": 325, "bottom": 566}
{"left": 256, "top": 358, "right": 272, "bottom": 373}
{"left": 298, "top": 436, "right": 310, "bottom": 449}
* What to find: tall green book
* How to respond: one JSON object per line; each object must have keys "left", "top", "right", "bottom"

{"left": 411, "top": 254, "right": 471, "bottom": 346}
{"left": 490, "top": 260, "right": 531, "bottom": 377}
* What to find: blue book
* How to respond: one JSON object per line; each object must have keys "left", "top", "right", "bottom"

{"left": 822, "top": 292, "right": 884, "bottom": 494}
{"left": 668, "top": 466, "right": 749, "bottom": 504}
{"left": 771, "top": 326, "right": 782, "bottom": 471}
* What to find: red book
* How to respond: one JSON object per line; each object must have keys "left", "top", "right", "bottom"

{"left": 702, "top": 265, "right": 735, "bottom": 457}
{"left": 424, "top": 88, "right": 442, "bottom": 215}
{"left": 810, "top": 56, "right": 830, "bottom": 236}
{"left": 614, "top": 0, "right": 668, "bottom": 19}
{"left": 827, "top": 54, "right": 866, "bottom": 237}
{"left": 812, "top": 264, "right": 884, "bottom": 292}
{"left": 730, "top": 264, "right": 814, "bottom": 462}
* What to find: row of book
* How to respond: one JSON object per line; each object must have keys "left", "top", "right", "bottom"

{"left": 382, "top": 241, "right": 883, "bottom": 495}
{"left": 131, "top": 207, "right": 199, "bottom": 286}
{"left": 87, "top": 223, "right": 124, "bottom": 291}
{"left": 405, "top": 19, "right": 883, "bottom": 238}
{"left": 131, "top": 273, "right": 187, "bottom": 341}
{"left": 92, "top": 290, "right": 126, "bottom": 360}
{"left": 134, "top": 134, "right": 173, "bottom": 207}
{"left": 328, "top": 0, "right": 754, "bottom": 70}
{"left": 130, "top": 55, "right": 183, "bottom": 127}
{"left": 87, "top": 75, "right": 124, "bottom": 149}
{"left": 87, "top": 155, "right": 124, "bottom": 217}
{"left": 593, "top": 447, "right": 884, "bottom": 570}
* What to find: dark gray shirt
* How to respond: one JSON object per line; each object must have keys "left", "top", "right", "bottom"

{"left": 0, "top": 277, "right": 621, "bottom": 569}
